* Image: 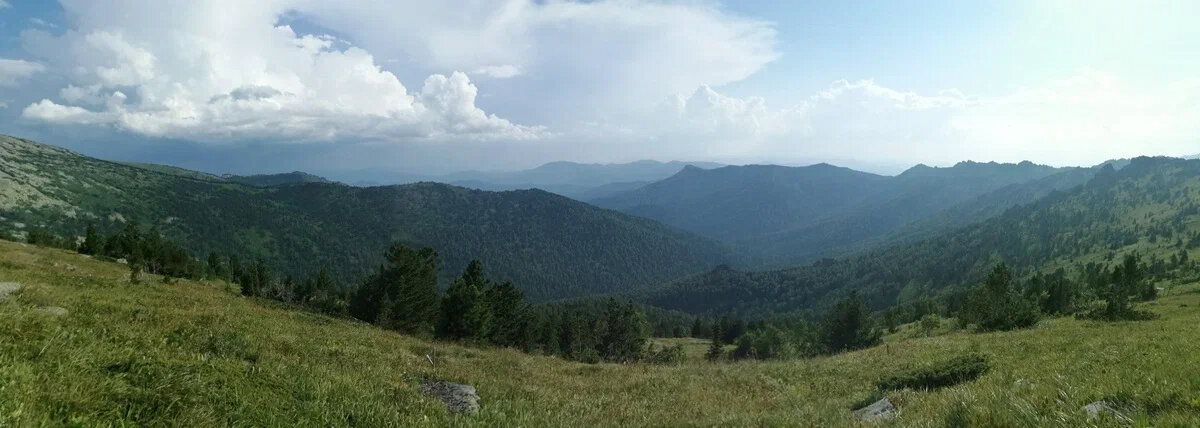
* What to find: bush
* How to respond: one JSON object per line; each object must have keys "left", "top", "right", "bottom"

{"left": 919, "top": 314, "right": 941, "bottom": 337}
{"left": 644, "top": 345, "right": 685, "bottom": 365}
{"left": 964, "top": 263, "right": 1040, "bottom": 332}
{"left": 876, "top": 354, "right": 989, "bottom": 391}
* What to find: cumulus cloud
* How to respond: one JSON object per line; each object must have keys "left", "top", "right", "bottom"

{"left": 296, "top": 0, "right": 778, "bottom": 119}
{"left": 0, "top": 59, "right": 45, "bottom": 85}
{"left": 19, "top": 0, "right": 542, "bottom": 142}
{"left": 634, "top": 72, "right": 1200, "bottom": 166}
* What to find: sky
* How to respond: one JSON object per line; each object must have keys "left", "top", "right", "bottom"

{"left": 0, "top": 0, "right": 1198, "bottom": 176}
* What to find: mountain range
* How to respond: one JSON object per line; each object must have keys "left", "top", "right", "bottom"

{"left": 0, "top": 135, "right": 728, "bottom": 301}
{"left": 325, "top": 160, "right": 724, "bottom": 200}
{"left": 593, "top": 160, "right": 1075, "bottom": 267}
{"left": 638, "top": 156, "right": 1200, "bottom": 317}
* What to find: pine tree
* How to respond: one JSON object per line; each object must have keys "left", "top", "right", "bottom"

{"left": 820, "top": 291, "right": 881, "bottom": 353}
{"left": 350, "top": 244, "right": 439, "bottom": 334}
{"left": 705, "top": 325, "right": 725, "bottom": 361}
{"left": 207, "top": 252, "right": 225, "bottom": 280}
{"left": 486, "top": 281, "right": 529, "bottom": 347}
{"left": 436, "top": 260, "right": 493, "bottom": 342}
{"left": 596, "top": 299, "right": 648, "bottom": 363}
{"left": 965, "top": 263, "right": 1040, "bottom": 331}
{"left": 78, "top": 223, "right": 101, "bottom": 255}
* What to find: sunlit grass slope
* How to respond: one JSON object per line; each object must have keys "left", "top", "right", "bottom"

{"left": 2, "top": 239, "right": 1199, "bottom": 426}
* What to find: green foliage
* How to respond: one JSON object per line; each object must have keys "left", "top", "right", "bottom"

{"left": 1081, "top": 253, "right": 1159, "bottom": 321}
{"left": 731, "top": 323, "right": 812, "bottom": 360}
{"left": 77, "top": 223, "right": 101, "bottom": 255}
{"left": 964, "top": 263, "right": 1040, "bottom": 332}
{"left": 0, "top": 136, "right": 729, "bottom": 302}
{"left": 596, "top": 161, "right": 1069, "bottom": 268}
{"left": 821, "top": 292, "right": 881, "bottom": 353}
{"left": 919, "top": 313, "right": 941, "bottom": 337}
{"left": 436, "top": 260, "right": 494, "bottom": 342}
{"left": 644, "top": 344, "right": 685, "bottom": 365}
{"left": 596, "top": 299, "right": 650, "bottom": 363}
{"left": 643, "top": 157, "right": 1200, "bottom": 320}
{"left": 351, "top": 243, "right": 440, "bottom": 334}
{"left": 876, "top": 354, "right": 990, "bottom": 391}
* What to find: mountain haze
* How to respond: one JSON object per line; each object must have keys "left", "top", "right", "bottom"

{"left": 0, "top": 135, "right": 728, "bottom": 300}
{"left": 641, "top": 157, "right": 1200, "bottom": 316}
{"left": 596, "top": 160, "right": 1068, "bottom": 266}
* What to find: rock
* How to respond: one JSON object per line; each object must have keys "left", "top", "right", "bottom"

{"left": 852, "top": 398, "right": 896, "bottom": 422}
{"left": 1083, "top": 401, "right": 1131, "bottom": 423}
{"left": 420, "top": 380, "right": 480, "bottom": 414}
{"left": 0, "top": 282, "right": 21, "bottom": 300}
{"left": 37, "top": 306, "right": 68, "bottom": 317}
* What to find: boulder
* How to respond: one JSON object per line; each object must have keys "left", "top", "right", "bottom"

{"left": 852, "top": 398, "right": 896, "bottom": 422}
{"left": 1083, "top": 401, "right": 1131, "bottom": 423}
{"left": 420, "top": 380, "right": 480, "bottom": 414}
{"left": 0, "top": 282, "right": 21, "bottom": 300}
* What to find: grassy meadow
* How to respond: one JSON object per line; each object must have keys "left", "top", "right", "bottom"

{"left": 2, "top": 239, "right": 1199, "bottom": 426}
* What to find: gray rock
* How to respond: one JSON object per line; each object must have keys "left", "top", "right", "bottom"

{"left": 0, "top": 282, "right": 21, "bottom": 300}
{"left": 420, "top": 380, "right": 480, "bottom": 414}
{"left": 1083, "top": 401, "right": 1131, "bottom": 423}
{"left": 37, "top": 306, "right": 68, "bottom": 317}
{"left": 852, "top": 398, "right": 896, "bottom": 422}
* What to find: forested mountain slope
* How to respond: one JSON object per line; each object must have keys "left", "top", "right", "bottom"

{"left": 596, "top": 161, "right": 1067, "bottom": 266}
{"left": 593, "top": 163, "right": 892, "bottom": 243}
{"left": 642, "top": 157, "right": 1200, "bottom": 317}
{"left": 0, "top": 135, "right": 729, "bottom": 300}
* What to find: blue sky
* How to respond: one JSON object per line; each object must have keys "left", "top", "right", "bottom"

{"left": 0, "top": 0, "right": 1197, "bottom": 176}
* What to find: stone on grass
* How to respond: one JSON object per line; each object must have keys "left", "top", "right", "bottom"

{"left": 420, "top": 380, "right": 480, "bottom": 414}
{"left": 37, "top": 306, "right": 68, "bottom": 317}
{"left": 852, "top": 398, "right": 896, "bottom": 422}
{"left": 1083, "top": 401, "right": 1131, "bottom": 423}
{"left": 0, "top": 282, "right": 21, "bottom": 300}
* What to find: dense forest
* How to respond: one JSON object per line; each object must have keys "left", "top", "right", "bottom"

{"left": 594, "top": 160, "right": 1076, "bottom": 267}
{"left": 0, "top": 135, "right": 729, "bottom": 301}
{"left": 640, "top": 157, "right": 1200, "bottom": 319}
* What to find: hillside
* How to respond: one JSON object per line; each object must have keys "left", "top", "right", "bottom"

{"left": 225, "top": 171, "right": 333, "bottom": 187}
{"left": 327, "top": 160, "right": 723, "bottom": 199}
{"left": 595, "top": 161, "right": 1066, "bottom": 266}
{"left": 594, "top": 163, "right": 892, "bottom": 243}
{"left": 0, "top": 136, "right": 729, "bottom": 300}
{"left": 642, "top": 157, "right": 1200, "bottom": 317}
{"left": 3, "top": 240, "right": 1199, "bottom": 425}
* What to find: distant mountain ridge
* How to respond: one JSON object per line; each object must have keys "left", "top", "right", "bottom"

{"left": 122, "top": 162, "right": 335, "bottom": 187}
{"left": 325, "top": 160, "right": 724, "bottom": 199}
{"left": 595, "top": 160, "right": 1071, "bottom": 267}
{"left": 0, "top": 135, "right": 729, "bottom": 301}
{"left": 640, "top": 156, "right": 1200, "bottom": 317}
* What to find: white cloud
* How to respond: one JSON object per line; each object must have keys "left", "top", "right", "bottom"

{"left": 471, "top": 65, "right": 521, "bottom": 79}
{"left": 0, "top": 59, "right": 45, "bottom": 85}
{"left": 19, "top": 1, "right": 542, "bottom": 142}
{"left": 296, "top": 0, "right": 778, "bottom": 119}
{"left": 0, "top": 1, "right": 10, "bottom": 9}
{"left": 627, "top": 72, "right": 1200, "bottom": 166}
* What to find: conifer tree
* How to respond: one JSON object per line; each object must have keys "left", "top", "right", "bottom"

{"left": 350, "top": 243, "right": 439, "bottom": 334}
{"left": 820, "top": 291, "right": 881, "bottom": 353}
{"left": 78, "top": 223, "right": 101, "bottom": 255}
{"left": 436, "top": 260, "right": 494, "bottom": 342}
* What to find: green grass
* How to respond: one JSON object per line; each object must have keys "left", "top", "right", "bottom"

{"left": 3, "top": 240, "right": 1200, "bottom": 426}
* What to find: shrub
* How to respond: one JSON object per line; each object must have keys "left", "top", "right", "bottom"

{"left": 644, "top": 345, "right": 685, "bottom": 365}
{"left": 919, "top": 314, "right": 941, "bottom": 337}
{"left": 876, "top": 354, "right": 989, "bottom": 391}
{"left": 964, "top": 263, "right": 1040, "bottom": 332}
